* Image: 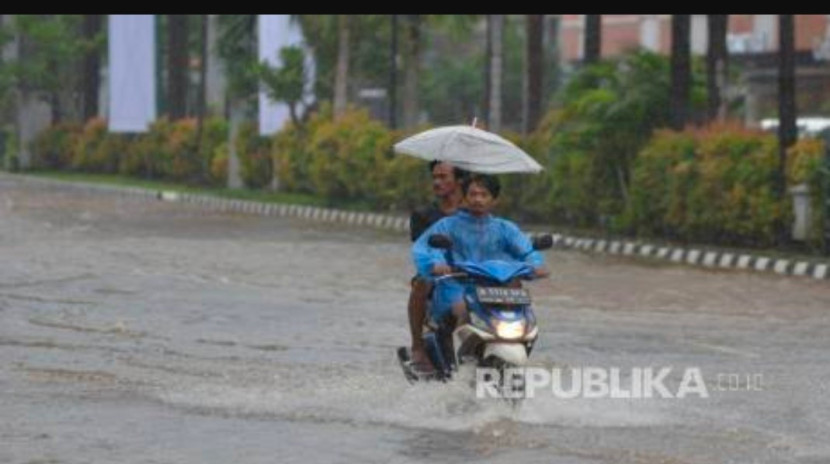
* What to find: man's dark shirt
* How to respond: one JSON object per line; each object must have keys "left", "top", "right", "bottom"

{"left": 410, "top": 202, "right": 447, "bottom": 242}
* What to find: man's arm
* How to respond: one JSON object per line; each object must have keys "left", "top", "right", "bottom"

{"left": 409, "top": 209, "right": 427, "bottom": 242}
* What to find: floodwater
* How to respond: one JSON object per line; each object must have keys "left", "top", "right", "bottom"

{"left": 2, "top": 175, "right": 830, "bottom": 463}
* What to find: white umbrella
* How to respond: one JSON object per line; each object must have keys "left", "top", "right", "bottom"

{"left": 393, "top": 125, "right": 543, "bottom": 174}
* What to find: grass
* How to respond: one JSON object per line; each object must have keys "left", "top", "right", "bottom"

{"left": 23, "top": 170, "right": 377, "bottom": 211}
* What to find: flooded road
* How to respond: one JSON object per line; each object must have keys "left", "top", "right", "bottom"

{"left": 2, "top": 175, "right": 830, "bottom": 463}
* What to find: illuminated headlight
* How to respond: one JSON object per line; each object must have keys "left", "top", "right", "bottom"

{"left": 494, "top": 320, "right": 526, "bottom": 339}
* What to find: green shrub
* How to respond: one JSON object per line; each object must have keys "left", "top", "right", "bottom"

{"left": 625, "top": 123, "right": 788, "bottom": 246}
{"left": 236, "top": 121, "right": 273, "bottom": 189}
{"left": 30, "top": 122, "right": 80, "bottom": 170}
{"left": 72, "top": 118, "right": 118, "bottom": 173}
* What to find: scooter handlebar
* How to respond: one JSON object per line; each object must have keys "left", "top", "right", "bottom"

{"left": 433, "top": 271, "right": 468, "bottom": 282}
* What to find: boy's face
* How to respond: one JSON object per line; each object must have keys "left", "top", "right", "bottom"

{"left": 464, "top": 182, "right": 496, "bottom": 216}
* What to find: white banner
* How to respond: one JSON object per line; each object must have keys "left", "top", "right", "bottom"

{"left": 258, "top": 15, "right": 315, "bottom": 135}
{"left": 108, "top": 15, "right": 156, "bottom": 133}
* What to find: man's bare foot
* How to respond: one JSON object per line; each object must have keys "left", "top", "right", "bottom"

{"left": 410, "top": 346, "right": 435, "bottom": 373}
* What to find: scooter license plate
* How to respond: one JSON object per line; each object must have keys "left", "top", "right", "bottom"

{"left": 476, "top": 287, "right": 531, "bottom": 305}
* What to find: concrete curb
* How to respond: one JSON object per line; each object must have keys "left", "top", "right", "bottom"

{"left": 8, "top": 173, "right": 829, "bottom": 282}
{"left": 544, "top": 233, "right": 829, "bottom": 281}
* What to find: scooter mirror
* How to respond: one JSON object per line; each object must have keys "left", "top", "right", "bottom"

{"left": 532, "top": 234, "right": 553, "bottom": 250}
{"left": 428, "top": 234, "right": 453, "bottom": 250}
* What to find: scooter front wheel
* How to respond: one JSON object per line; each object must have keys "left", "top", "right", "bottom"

{"left": 480, "top": 356, "right": 526, "bottom": 409}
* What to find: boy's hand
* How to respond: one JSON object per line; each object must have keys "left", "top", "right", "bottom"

{"left": 432, "top": 264, "right": 453, "bottom": 275}
{"left": 533, "top": 267, "right": 550, "bottom": 278}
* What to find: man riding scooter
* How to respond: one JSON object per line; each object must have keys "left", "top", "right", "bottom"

{"left": 407, "top": 161, "right": 468, "bottom": 374}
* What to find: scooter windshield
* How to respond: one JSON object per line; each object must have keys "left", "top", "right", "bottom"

{"left": 455, "top": 260, "right": 534, "bottom": 283}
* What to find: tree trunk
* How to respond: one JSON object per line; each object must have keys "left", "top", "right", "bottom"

{"left": 166, "top": 15, "right": 189, "bottom": 119}
{"left": 670, "top": 15, "right": 691, "bottom": 130}
{"left": 48, "top": 56, "right": 62, "bottom": 123}
{"left": 196, "top": 15, "right": 208, "bottom": 181}
{"left": 227, "top": 100, "right": 244, "bottom": 189}
{"left": 583, "top": 15, "right": 601, "bottom": 64}
{"left": 488, "top": 15, "right": 504, "bottom": 132}
{"left": 388, "top": 14, "right": 398, "bottom": 129}
{"left": 402, "top": 15, "right": 422, "bottom": 128}
{"left": 49, "top": 91, "right": 61, "bottom": 124}
{"left": 205, "top": 15, "right": 227, "bottom": 118}
{"left": 81, "top": 14, "right": 102, "bottom": 122}
{"left": 524, "top": 15, "right": 544, "bottom": 134}
{"left": 483, "top": 15, "right": 492, "bottom": 125}
{"left": 778, "top": 15, "right": 797, "bottom": 201}
{"left": 706, "top": 15, "right": 728, "bottom": 121}
{"left": 334, "top": 15, "right": 349, "bottom": 118}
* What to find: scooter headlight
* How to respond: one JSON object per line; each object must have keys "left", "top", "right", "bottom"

{"left": 494, "top": 320, "right": 526, "bottom": 339}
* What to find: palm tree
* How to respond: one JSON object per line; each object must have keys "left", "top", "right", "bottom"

{"left": 777, "top": 15, "right": 797, "bottom": 202}
{"left": 195, "top": 14, "right": 208, "bottom": 179}
{"left": 81, "top": 14, "right": 102, "bottom": 121}
{"left": 670, "top": 14, "right": 691, "bottom": 130}
{"left": 333, "top": 15, "right": 349, "bottom": 117}
{"left": 524, "top": 15, "right": 544, "bottom": 133}
{"left": 706, "top": 15, "right": 728, "bottom": 121}
{"left": 167, "top": 15, "right": 189, "bottom": 119}
{"left": 401, "top": 14, "right": 422, "bottom": 128}
{"left": 389, "top": 14, "right": 398, "bottom": 128}
{"left": 487, "top": 15, "right": 504, "bottom": 132}
{"left": 584, "top": 15, "right": 601, "bottom": 64}
{"left": 215, "top": 15, "right": 257, "bottom": 103}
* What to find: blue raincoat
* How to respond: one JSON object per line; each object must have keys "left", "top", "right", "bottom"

{"left": 411, "top": 209, "right": 544, "bottom": 320}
